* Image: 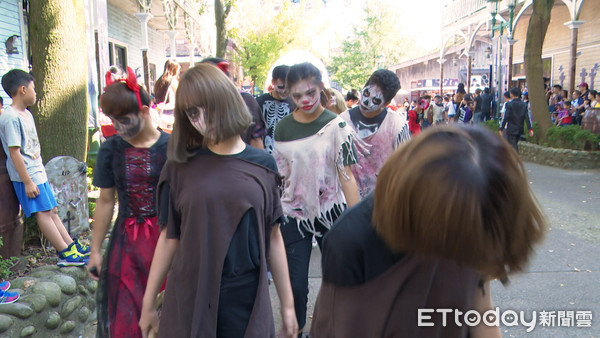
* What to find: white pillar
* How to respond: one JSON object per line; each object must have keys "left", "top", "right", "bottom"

{"left": 166, "top": 30, "right": 177, "bottom": 59}
{"left": 134, "top": 12, "right": 153, "bottom": 51}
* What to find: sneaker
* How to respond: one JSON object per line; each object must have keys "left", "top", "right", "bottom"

{"left": 0, "top": 290, "right": 19, "bottom": 304}
{"left": 74, "top": 238, "right": 91, "bottom": 256}
{"left": 0, "top": 281, "right": 9, "bottom": 292}
{"left": 57, "top": 242, "right": 89, "bottom": 267}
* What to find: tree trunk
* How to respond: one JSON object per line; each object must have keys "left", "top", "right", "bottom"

{"left": 29, "top": 1, "right": 89, "bottom": 163}
{"left": 524, "top": 0, "right": 553, "bottom": 139}
{"left": 215, "top": 0, "right": 227, "bottom": 58}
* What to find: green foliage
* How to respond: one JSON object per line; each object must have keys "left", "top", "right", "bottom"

{"left": 328, "top": 2, "right": 413, "bottom": 90}
{"left": 546, "top": 125, "right": 600, "bottom": 150}
{"left": 234, "top": 1, "right": 301, "bottom": 89}
{"left": 482, "top": 119, "right": 500, "bottom": 133}
{"left": 89, "top": 201, "right": 96, "bottom": 219}
{"left": 0, "top": 237, "right": 18, "bottom": 279}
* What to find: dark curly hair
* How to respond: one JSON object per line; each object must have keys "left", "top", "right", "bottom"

{"left": 364, "top": 69, "right": 400, "bottom": 103}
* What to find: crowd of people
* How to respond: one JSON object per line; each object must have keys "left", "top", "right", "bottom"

{"left": 0, "top": 61, "right": 548, "bottom": 337}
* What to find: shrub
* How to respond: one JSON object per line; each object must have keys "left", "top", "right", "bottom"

{"left": 0, "top": 237, "right": 18, "bottom": 279}
{"left": 546, "top": 125, "right": 599, "bottom": 150}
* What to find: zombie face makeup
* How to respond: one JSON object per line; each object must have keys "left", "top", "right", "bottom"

{"left": 291, "top": 78, "right": 322, "bottom": 114}
{"left": 328, "top": 92, "right": 337, "bottom": 107}
{"left": 111, "top": 112, "right": 144, "bottom": 140}
{"left": 273, "top": 79, "right": 289, "bottom": 99}
{"left": 185, "top": 106, "right": 208, "bottom": 135}
{"left": 360, "top": 84, "right": 385, "bottom": 115}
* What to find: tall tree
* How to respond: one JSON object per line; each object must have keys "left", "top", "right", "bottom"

{"left": 29, "top": 1, "right": 89, "bottom": 162}
{"left": 328, "top": 1, "right": 413, "bottom": 90}
{"left": 234, "top": 1, "right": 303, "bottom": 90}
{"left": 524, "top": 0, "right": 554, "bottom": 138}
{"left": 215, "top": 0, "right": 234, "bottom": 58}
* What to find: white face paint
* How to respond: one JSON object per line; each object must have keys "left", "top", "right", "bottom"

{"left": 185, "top": 106, "right": 208, "bottom": 135}
{"left": 111, "top": 112, "right": 144, "bottom": 140}
{"left": 290, "top": 79, "right": 321, "bottom": 115}
{"left": 360, "top": 84, "right": 385, "bottom": 114}
{"left": 328, "top": 93, "right": 337, "bottom": 107}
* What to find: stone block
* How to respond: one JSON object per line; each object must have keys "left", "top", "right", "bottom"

{"left": 33, "top": 265, "right": 60, "bottom": 273}
{"left": 0, "top": 303, "right": 34, "bottom": 319}
{"left": 29, "top": 270, "right": 57, "bottom": 279}
{"left": 78, "top": 306, "right": 90, "bottom": 323}
{"left": 49, "top": 274, "right": 77, "bottom": 295}
{"left": 86, "top": 280, "right": 98, "bottom": 293}
{"left": 31, "top": 282, "right": 62, "bottom": 307}
{"left": 58, "top": 266, "right": 87, "bottom": 280}
{"left": 59, "top": 320, "right": 76, "bottom": 334}
{"left": 45, "top": 311, "right": 61, "bottom": 329}
{"left": 61, "top": 296, "right": 82, "bottom": 317}
{"left": 19, "top": 294, "right": 48, "bottom": 312}
{"left": 0, "top": 314, "right": 13, "bottom": 332}
{"left": 19, "top": 325, "right": 35, "bottom": 337}
{"left": 9, "top": 277, "right": 38, "bottom": 290}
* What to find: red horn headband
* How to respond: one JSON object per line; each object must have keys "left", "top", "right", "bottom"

{"left": 104, "top": 66, "right": 143, "bottom": 110}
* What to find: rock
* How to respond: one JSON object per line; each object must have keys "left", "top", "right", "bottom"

{"left": 59, "top": 320, "right": 76, "bottom": 334}
{"left": 0, "top": 303, "right": 34, "bottom": 319}
{"left": 58, "top": 266, "right": 87, "bottom": 280}
{"left": 0, "top": 315, "right": 13, "bottom": 332}
{"left": 29, "top": 270, "right": 57, "bottom": 279}
{"left": 61, "top": 296, "right": 82, "bottom": 317}
{"left": 31, "top": 282, "right": 62, "bottom": 307}
{"left": 78, "top": 306, "right": 90, "bottom": 322}
{"left": 20, "top": 326, "right": 35, "bottom": 337}
{"left": 45, "top": 311, "right": 61, "bottom": 329}
{"left": 49, "top": 274, "right": 77, "bottom": 295}
{"left": 78, "top": 284, "right": 89, "bottom": 296}
{"left": 86, "top": 280, "right": 98, "bottom": 293}
{"left": 19, "top": 294, "right": 48, "bottom": 312}
{"left": 33, "top": 265, "right": 60, "bottom": 273}
{"left": 9, "top": 277, "right": 38, "bottom": 290}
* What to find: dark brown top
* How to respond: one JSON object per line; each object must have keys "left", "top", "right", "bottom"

{"left": 157, "top": 153, "right": 282, "bottom": 337}
{"left": 311, "top": 195, "right": 480, "bottom": 337}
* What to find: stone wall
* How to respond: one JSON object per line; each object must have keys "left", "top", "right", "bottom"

{"left": 0, "top": 266, "right": 96, "bottom": 337}
{"left": 519, "top": 142, "right": 600, "bottom": 169}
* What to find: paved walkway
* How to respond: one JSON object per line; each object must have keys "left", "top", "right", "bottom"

{"left": 270, "top": 162, "right": 600, "bottom": 336}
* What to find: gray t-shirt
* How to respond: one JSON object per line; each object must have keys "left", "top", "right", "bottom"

{"left": 0, "top": 105, "right": 47, "bottom": 184}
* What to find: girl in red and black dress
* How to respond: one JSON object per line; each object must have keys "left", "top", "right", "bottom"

{"left": 88, "top": 67, "right": 169, "bottom": 338}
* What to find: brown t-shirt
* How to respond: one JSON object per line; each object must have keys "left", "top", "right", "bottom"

{"left": 157, "top": 149, "right": 282, "bottom": 337}
{"left": 312, "top": 195, "right": 480, "bottom": 337}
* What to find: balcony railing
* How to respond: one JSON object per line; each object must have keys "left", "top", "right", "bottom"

{"left": 442, "top": 0, "right": 487, "bottom": 26}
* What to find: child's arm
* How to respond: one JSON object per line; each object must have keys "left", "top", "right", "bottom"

{"left": 8, "top": 147, "right": 38, "bottom": 198}
{"left": 339, "top": 165, "right": 359, "bottom": 207}
{"left": 87, "top": 187, "right": 116, "bottom": 280}
{"left": 139, "top": 228, "right": 179, "bottom": 337}
{"left": 269, "top": 224, "right": 298, "bottom": 338}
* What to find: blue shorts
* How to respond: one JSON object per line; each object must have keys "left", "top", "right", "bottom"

{"left": 12, "top": 181, "right": 58, "bottom": 218}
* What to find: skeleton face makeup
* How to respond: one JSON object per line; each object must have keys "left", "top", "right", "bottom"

{"left": 360, "top": 84, "right": 385, "bottom": 115}
{"left": 273, "top": 79, "right": 289, "bottom": 99}
{"left": 185, "top": 106, "right": 208, "bottom": 135}
{"left": 291, "top": 79, "right": 322, "bottom": 115}
{"left": 111, "top": 112, "right": 144, "bottom": 140}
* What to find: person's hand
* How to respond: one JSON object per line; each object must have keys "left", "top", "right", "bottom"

{"left": 25, "top": 181, "right": 39, "bottom": 198}
{"left": 139, "top": 305, "right": 160, "bottom": 338}
{"left": 529, "top": 129, "right": 534, "bottom": 137}
{"left": 498, "top": 130, "right": 503, "bottom": 136}
{"left": 87, "top": 252, "right": 103, "bottom": 280}
{"left": 278, "top": 306, "right": 298, "bottom": 338}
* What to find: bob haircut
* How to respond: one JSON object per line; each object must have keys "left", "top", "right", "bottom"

{"left": 100, "top": 82, "right": 150, "bottom": 118}
{"left": 168, "top": 63, "right": 252, "bottom": 163}
{"left": 327, "top": 88, "right": 347, "bottom": 114}
{"left": 373, "top": 125, "right": 545, "bottom": 282}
